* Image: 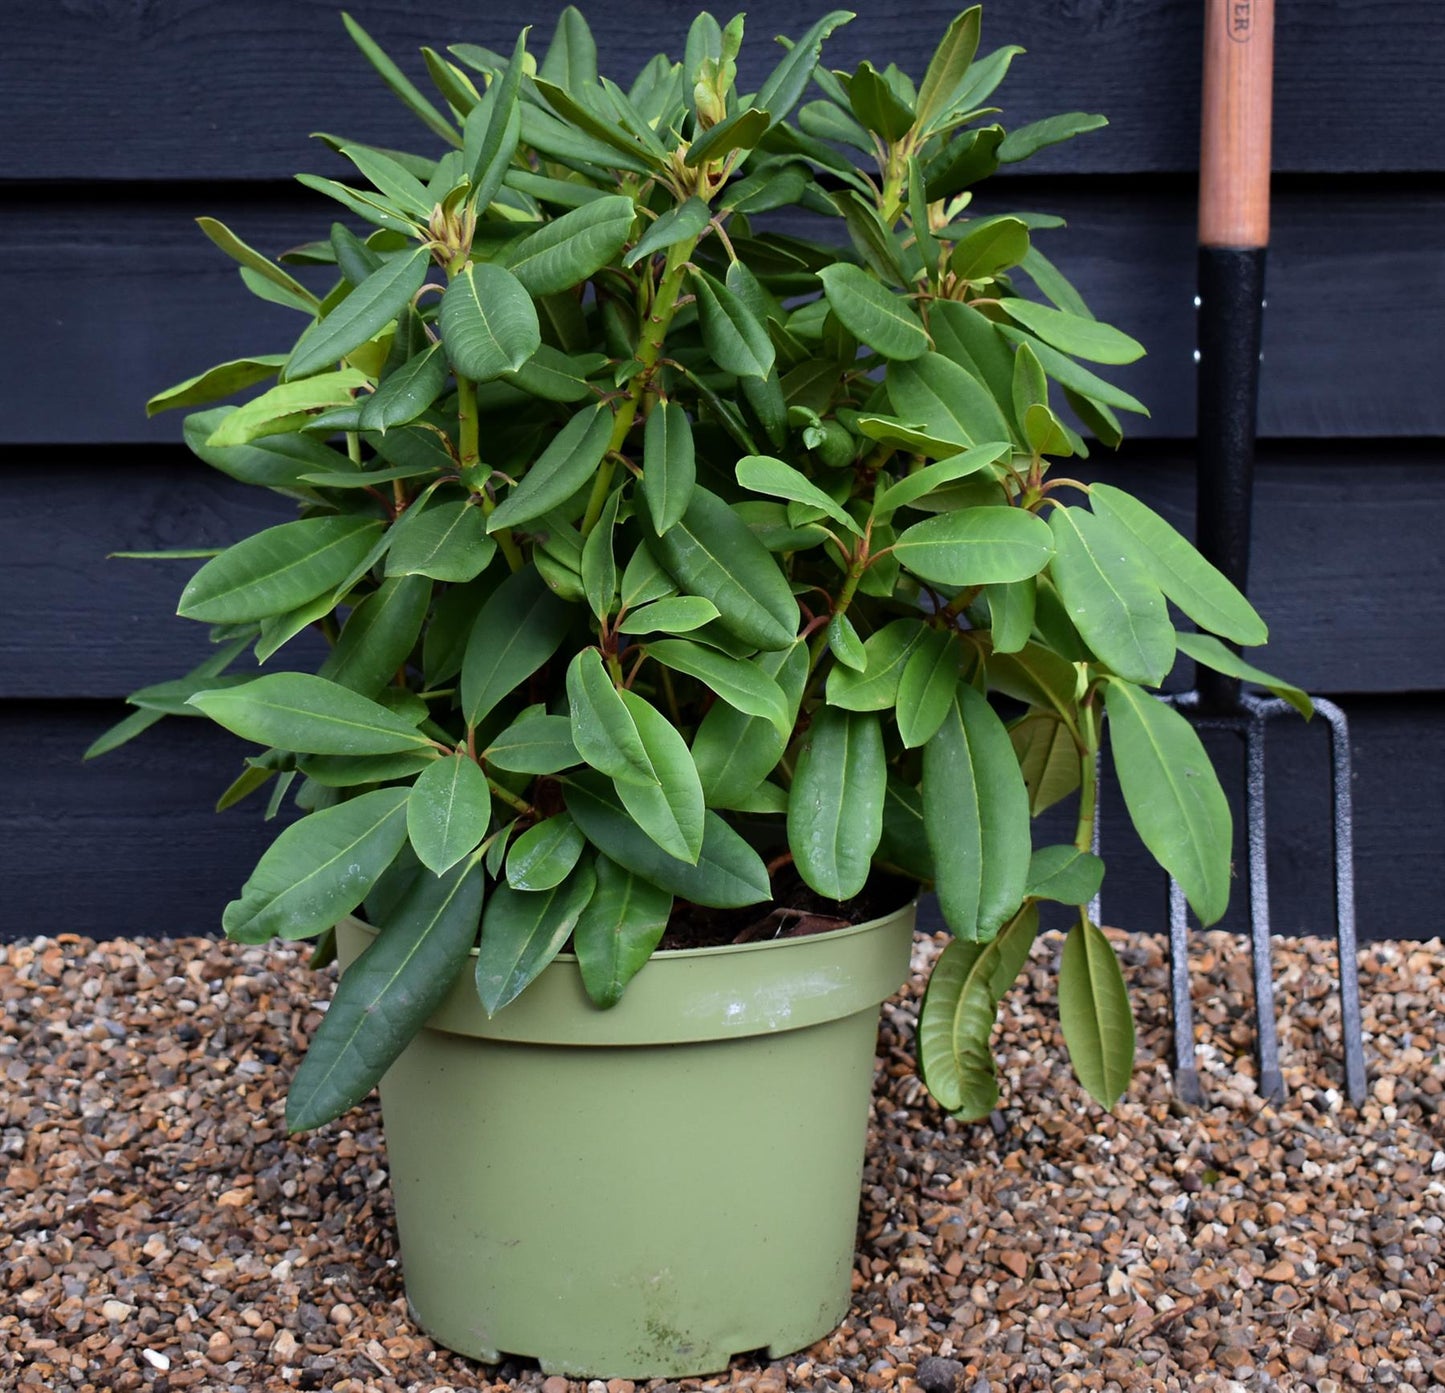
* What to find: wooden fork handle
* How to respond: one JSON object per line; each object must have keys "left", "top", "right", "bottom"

{"left": 1199, "top": 0, "right": 1275, "bottom": 248}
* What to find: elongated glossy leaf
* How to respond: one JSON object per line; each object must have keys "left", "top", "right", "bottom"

{"left": 914, "top": 6, "right": 981, "bottom": 133}
{"left": 197, "top": 217, "right": 320, "bottom": 306}
{"left": 464, "top": 31, "right": 526, "bottom": 202}
{"left": 567, "top": 649, "right": 659, "bottom": 787}
{"left": 644, "top": 638, "right": 790, "bottom": 731}
{"left": 646, "top": 487, "right": 798, "bottom": 651}
{"left": 894, "top": 506, "right": 1053, "bottom": 587}
{"left": 1025, "top": 844, "right": 1104, "bottom": 905}
{"left": 875, "top": 442, "right": 1010, "bottom": 515}
{"left": 184, "top": 409, "right": 346, "bottom": 490}
{"left": 476, "top": 862, "right": 597, "bottom": 1015}
{"left": 573, "top": 854, "right": 672, "bottom": 1008}
{"left": 896, "top": 626, "right": 960, "bottom": 748}
{"left": 440, "top": 262, "right": 541, "bottom": 382}
{"left": 341, "top": 142, "right": 434, "bottom": 216}
{"left": 461, "top": 565, "right": 573, "bottom": 727}
{"left": 503, "top": 344, "right": 606, "bottom": 402}
{"left": 178, "top": 516, "right": 382, "bottom": 623}
{"left": 406, "top": 754, "right": 491, "bottom": 874}
{"left": 847, "top": 61, "right": 914, "bottom": 141}
{"left": 1104, "top": 678, "right": 1232, "bottom": 925}
{"left": 204, "top": 369, "right": 371, "bottom": 447}
{"left": 985, "top": 577, "right": 1035, "bottom": 654}
{"left": 531, "top": 77, "right": 666, "bottom": 169}
{"left": 540, "top": 6, "right": 598, "bottom": 89}
{"left": 359, "top": 342, "right": 449, "bottom": 431}
{"left": 927, "top": 300, "right": 1016, "bottom": 421}
{"left": 735, "top": 454, "right": 862, "bottom": 534}
{"left": 1175, "top": 631, "right": 1312, "bottom": 719}
{"left": 190, "top": 672, "right": 430, "bottom": 754}
{"left": 923, "top": 124, "right": 1004, "bottom": 200}
{"left": 614, "top": 690, "right": 706, "bottom": 863}
{"left": 1010, "top": 711, "right": 1082, "bottom": 816}
{"left": 923, "top": 686, "right": 1030, "bottom": 940}
{"left": 995, "top": 326, "right": 1148, "bottom": 416}
{"left": 223, "top": 787, "right": 410, "bottom": 942}
{"left": 998, "top": 112, "right": 1109, "bottom": 164}
{"left": 787, "top": 708, "right": 885, "bottom": 900}
{"left": 625, "top": 197, "right": 711, "bottom": 268}
{"left": 563, "top": 771, "right": 770, "bottom": 907}
{"left": 641, "top": 401, "right": 697, "bottom": 535}
{"left": 949, "top": 216, "right": 1029, "bottom": 283}
{"left": 147, "top": 355, "right": 287, "bottom": 417}
{"left": 755, "top": 10, "right": 854, "bottom": 126}
{"left": 386, "top": 499, "right": 496, "bottom": 583}
{"left": 319, "top": 573, "right": 431, "bottom": 697}
{"left": 342, "top": 11, "right": 461, "bottom": 144}
{"left": 886, "top": 352, "right": 1012, "bottom": 446}
{"left": 685, "top": 106, "right": 771, "bottom": 166}
{"left": 1058, "top": 918, "right": 1136, "bottom": 1108}
{"left": 287, "top": 248, "right": 431, "bottom": 380}
{"left": 483, "top": 713, "right": 579, "bottom": 774}
{"left": 1047, "top": 505, "right": 1174, "bottom": 685}
{"left": 297, "top": 749, "right": 438, "bottom": 788}
{"left": 817, "top": 264, "right": 929, "bottom": 361}
{"left": 999, "top": 299, "right": 1144, "bottom": 366}
{"left": 692, "top": 643, "right": 806, "bottom": 808}
{"left": 827, "top": 618, "right": 926, "bottom": 712}
{"left": 488, "top": 404, "right": 613, "bottom": 532}
{"left": 1088, "top": 484, "right": 1268, "bottom": 646}
{"left": 618, "top": 596, "right": 719, "bottom": 635}
{"left": 690, "top": 269, "right": 775, "bottom": 380}
{"left": 916, "top": 902, "right": 1037, "bottom": 1117}
{"left": 285, "top": 856, "right": 483, "bottom": 1132}
{"left": 506, "top": 811, "right": 586, "bottom": 890}
{"left": 501, "top": 195, "right": 637, "bottom": 296}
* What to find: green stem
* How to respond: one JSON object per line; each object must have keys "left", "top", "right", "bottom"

{"left": 1074, "top": 697, "right": 1100, "bottom": 853}
{"left": 487, "top": 776, "right": 536, "bottom": 819}
{"left": 579, "top": 231, "right": 702, "bottom": 536}
{"left": 456, "top": 375, "right": 479, "bottom": 472}
{"left": 345, "top": 431, "right": 362, "bottom": 465}
{"left": 805, "top": 555, "right": 866, "bottom": 689}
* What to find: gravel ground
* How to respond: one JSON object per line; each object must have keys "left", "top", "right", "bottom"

{"left": 2, "top": 926, "right": 1442, "bottom": 1393}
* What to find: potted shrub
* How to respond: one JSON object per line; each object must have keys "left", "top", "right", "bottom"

{"left": 101, "top": 3, "right": 1302, "bottom": 1377}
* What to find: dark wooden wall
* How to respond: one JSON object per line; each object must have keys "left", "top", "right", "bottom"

{"left": 2, "top": 1, "right": 1440, "bottom": 941}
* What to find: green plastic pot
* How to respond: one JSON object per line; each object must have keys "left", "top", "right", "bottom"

{"left": 334, "top": 898, "right": 916, "bottom": 1379}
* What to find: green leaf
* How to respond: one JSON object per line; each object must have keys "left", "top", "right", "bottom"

{"left": 847, "top": 61, "right": 914, "bottom": 141}
{"left": 1047, "top": 506, "right": 1175, "bottom": 685}
{"left": 190, "top": 672, "right": 430, "bottom": 755}
{"left": 1058, "top": 917, "right": 1136, "bottom": 1109}
{"left": 692, "top": 643, "right": 807, "bottom": 809}
{"left": 342, "top": 11, "right": 461, "bottom": 145}
{"left": 625, "top": 198, "right": 712, "bottom": 268}
{"left": 914, "top": 6, "right": 981, "bottom": 134}
{"left": 1010, "top": 712, "right": 1081, "bottom": 817}
{"left": 297, "top": 749, "right": 438, "bottom": 788}
{"left": 1017, "top": 246, "right": 1094, "bottom": 320}
{"left": 1025, "top": 845, "right": 1105, "bottom": 905}
{"left": 875, "top": 442, "right": 1010, "bottom": 515}
{"left": 735, "top": 454, "right": 861, "bottom": 534}
{"left": 503, "top": 344, "right": 607, "bottom": 402}
{"left": 184, "top": 411, "right": 346, "bottom": 491}
{"left": 927, "top": 300, "right": 1017, "bottom": 422}
{"left": 487, "top": 403, "right": 613, "bottom": 532}
{"left": 755, "top": 11, "right": 854, "bottom": 127}
{"left": 612, "top": 690, "right": 706, "bottom": 863}
{"left": 440, "top": 262, "right": 541, "bottom": 382}
{"left": 923, "top": 686, "right": 1030, "bottom": 940}
{"left": 505, "top": 812, "right": 586, "bottom": 891}
{"left": 950, "top": 216, "right": 1029, "bottom": 284}
{"left": 573, "top": 855, "right": 673, "bottom": 1008}
{"left": 406, "top": 754, "right": 491, "bottom": 874}
{"left": 540, "top": 6, "right": 598, "bottom": 89}
{"left": 460, "top": 565, "right": 573, "bottom": 727}
{"left": 984, "top": 578, "right": 1035, "bottom": 654}
{"left": 567, "top": 649, "right": 660, "bottom": 787}
{"left": 340, "top": 144, "right": 434, "bottom": 217}
{"left": 581, "top": 488, "right": 620, "bottom": 621}
{"left": 644, "top": 638, "right": 791, "bottom": 732}
{"left": 1176, "top": 631, "right": 1311, "bottom": 719}
{"left": 896, "top": 626, "right": 960, "bottom": 749}
{"left": 827, "top": 617, "right": 926, "bottom": 711}
{"left": 483, "top": 713, "right": 579, "bottom": 774}
{"left": 827, "top": 614, "right": 867, "bottom": 671}
{"left": 916, "top": 902, "right": 1037, "bottom": 1117}
{"left": 995, "top": 327, "right": 1149, "bottom": 417}
{"left": 147, "top": 355, "right": 288, "bottom": 418}
{"left": 642, "top": 401, "right": 697, "bottom": 535}
{"left": 386, "top": 499, "right": 497, "bottom": 583}
{"left": 617, "top": 596, "right": 720, "bottom": 635}
{"left": 358, "top": 343, "right": 450, "bottom": 432}
{"left": 999, "top": 299, "right": 1144, "bottom": 366}
{"left": 893, "top": 507, "right": 1054, "bottom": 587}
{"left": 285, "top": 856, "right": 483, "bottom": 1132}
{"left": 998, "top": 112, "right": 1109, "bottom": 164}
{"left": 464, "top": 31, "right": 526, "bottom": 202}
{"left": 1104, "top": 678, "right": 1233, "bottom": 926}
{"left": 828, "top": 188, "right": 908, "bottom": 284}
{"left": 319, "top": 573, "right": 431, "bottom": 697}
{"left": 689, "top": 268, "right": 775, "bottom": 380}
{"left": 475, "top": 863, "right": 597, "bottom": 1015}
{"left": 286, "top": 248, "right": 431, "bottom": 380}
{"left": 886, "top": 352, "right": 1012, "bottom": 446}
{"left": 816, "top": 264, "right": 929, "bottom": 361}
{"left": 563, "top": 770, "right": 771, "bottom": 907}
{"left": 222, "top": 787, "right": 410, "bottom": 942}
{"left": 83, "top": 706, "right": 167, "bottom": 760}
{"left": 530, "top": 77, "right": 665, "bottom": 170}
{"left": 177, "top": 516, "right": 382, "bottom": 623}
{"left": 923, "top": 124, "right": 1004, "bottom": 200}
{"left": 787, "top": 707, "right": 885, "bottom": 900}
{"left": 686, "top": 106, "right": 772, "bottom": 166}
{"left": 1088, "top": 484, "right": 1268, "bottom": 646}
{"left": 196, "top": 217, "right": 319, "bottom": 307}
{"left": 645, "top": 487, "right": 798, "bottom": 651}
{"left": 203, "top": 370, "right": 371, "bottom": 448}
{"left": 501, "top": 195, "right": 637, "bottom": 296}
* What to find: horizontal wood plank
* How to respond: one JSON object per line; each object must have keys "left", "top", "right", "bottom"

{"left": 5, "top": 187, "right": 1442, "bottom": 444}
{"left": 3, "top": 2, "right": 1440, "bottom": 180}
{"left": 3, "top": 448, "right": 1440, "bottom": 699}
{"left": 5, "top": 697, "right": 1435, "bottom": 942}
